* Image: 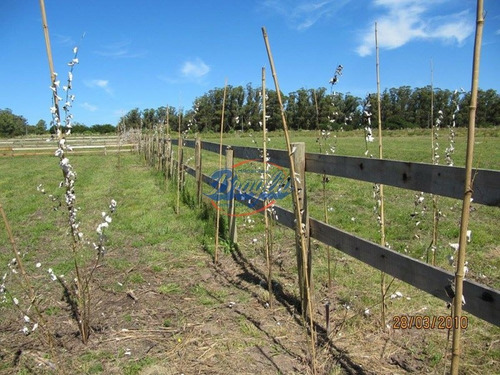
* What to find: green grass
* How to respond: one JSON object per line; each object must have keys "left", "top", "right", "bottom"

{"left": 0, "top": 129, "right": 498, "bottom": 374}
{"left": 157, "top": 282, "right": 181, "bottom": 295}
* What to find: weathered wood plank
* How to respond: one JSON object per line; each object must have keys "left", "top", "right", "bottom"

{"left": 309, "top": 218, "right": 499, "bottom": 326}
{"left": 184, "top": 164, "right": 196, "bottom": 178}
{"left": 306, "top": 153, "right": 500, "bottom": 207}
{"left": 199, "top": 141, "right": 290, "bottom": 168}
{"left": 200, "top": 140, "right": 224, "bottom": 155}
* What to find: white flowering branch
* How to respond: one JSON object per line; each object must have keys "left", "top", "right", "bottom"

{"left": 42, "top": 31, "right": 117, "bottom": 343}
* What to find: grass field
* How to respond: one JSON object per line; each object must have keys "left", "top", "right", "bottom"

{"left": 0, "top": 128, "right": 499, "bottom": 374}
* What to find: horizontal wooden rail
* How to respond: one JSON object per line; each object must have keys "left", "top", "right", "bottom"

{"left": 11, "top": 144, "right": 136, "bottom": 151}
{"left": 306, "top": 153, "right": 500, "bottom": 207}
{"left": 171, "top": 139, "right": 500, "bottom": 207}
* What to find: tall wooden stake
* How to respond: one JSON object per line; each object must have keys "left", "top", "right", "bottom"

{"left": 214, "top": 81, "right": 228, "bottom": 264}
{"left": 39, "top": 0, "right": 57, "bottom": 92}
{"left": 450, "top": 1, "right": 484, "bottom": 373}
{"left": 262, "top": 67, "right": 273, "bottom": 307}
{"left": 262, "top": 27, "right": 316, "bottom": 374}
{"left": 176, "top": 110, "right": 182, "bottom": 214}
{"left": 375, "top": 22, "right": 388, "bottom": 329}
{"left": 195, "top": 135, "right": 202, "bottom": 205}
{"left": 430, "top": 60, "right": 439, "bottom": 266}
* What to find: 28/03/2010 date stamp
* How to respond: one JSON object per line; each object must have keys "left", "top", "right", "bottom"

{"left": 392, "top": 315, "right": 469, "bottom": 330}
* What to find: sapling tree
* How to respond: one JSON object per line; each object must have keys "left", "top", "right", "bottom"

{"left": 44, "top": 46, "right": 118, "bottom": 344}
{"left": 38, "top": 1, "right": 117, "bottom": 344}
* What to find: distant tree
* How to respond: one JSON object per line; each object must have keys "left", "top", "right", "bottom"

{"left": 227, "top": 85, "right": 245, "bottom": 131}
{"left": 122, "top": 85, "right": 499, "bottom": 133}
{"left": 293, "top": 88, "right": 314, "bottom": 130}
{"left": 243, "top": 83, "right": 260, "bottom": 131}
{"left": 142, "top": 108, "right": 157, "bottom": 130}
{"left": 410, "top": 86, "right": 432, "bottom": 128}
{"left": 477, "top": 89, "right": 500, "bottom": 127}
{"left": 35, "top": 119, "right": 47, "bottom": 135}
{"left": 0, "top": 109, "right": 27, "bottom": 137}
{"left": 51, "top": 121, "right": 88, "bottom": 134}
{"left": 91, "top": 124, "right": 115, "bottom": 134}
{"left": 265, "top": 90, "right": 285, "bottom": 131}
{"left": 120, "top": 108, "right": 141, "bottom": 130}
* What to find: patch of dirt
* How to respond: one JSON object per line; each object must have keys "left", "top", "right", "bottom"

{"left": 1, "top": 239, "right": 443, "bottom": 375}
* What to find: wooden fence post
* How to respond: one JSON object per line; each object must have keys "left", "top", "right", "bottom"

{"left": 179, "top": 147, "right": 184, "bottom": 187}
{"left": 148, "top": 134, "right": 152, "bottom": 163}
{"left": 156, "top": 133, "right": 161, "bottom": 171}
{"left": 291, "top": 142, "right": 311, "bottom": 317}
{"left": 175, "top": 137, "right": 183, "bottom": 214}
{"left": 168, "top": 138, "right": 174, "bottom": 179}
{"left": 161, "top": 137, "right": 166, "bottom": 175}
{"left": 225, "top": 148, "right": 237, "bottom": 245}
{"left": 152, "top": 133, "right": 155, "bottom": 166}
{"left": 195, "top": 136, "right": 203, "bottom": 205}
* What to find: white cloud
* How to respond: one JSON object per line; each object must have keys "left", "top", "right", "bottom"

{"left": 356, "top": 1, "right": 474, "bottom": 56}
{"left": 181, "top": 58, "right": 210, "bottom": 79}
{"left": 94, "top": 41, "right": 147, "bottom": 58}
{"left": 53, "top": 33, "right": 75, "bottom": 47}
{"left": 81, "top": 102, "right": 98, "bottom": 112}
{"left": 262, "top": 0, "right": 351, "bottom": 30}
{"left": 84, "top": 79, "right": 113, "bottom": 95}
{"left": 158, "top": 58, "right": 210, "bottom": 85}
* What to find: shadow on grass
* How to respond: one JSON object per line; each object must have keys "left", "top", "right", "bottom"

{"left": 221, "top": 245, "right": 373, "bottom": 375}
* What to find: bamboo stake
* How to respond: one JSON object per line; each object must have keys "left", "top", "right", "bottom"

{"left": 39, "top": 0, "right": 89, "bottom": 344}
{"left": 430, "top": 60, "right": 439, "bottom": 266}
{"left": 262, "top": 27, "right": 316, "bottom": 374}
{"left": 39, "top": 0, "right": 57, "bottom": 96}
{"left": 323, "top": 178, "right": 332, "bottom": 292}
{"left": 166, "top": 107, "right": 171, "bottom": 179}
{"left": 375, "top": 22, "right": 388, "bottom": 329}
{"left": 450, "top": 1, "right": 484, "bottom": 373}
{"left": 0, "top": 203, "right": 35, "bottom": 303}
{"left": 1, "top": 201, "right": 59, "bottom": 369}
{"left": 316, "top": 92, "right": 333, "bottom": 293}
{"left": 262, "top": 67, "right": 273, "bottom": 307}
{"left": 214, "top": 81, "right": 228, "bottom": 264}
{"left": 176, "top": 110, "right": 182, "bottom": 214}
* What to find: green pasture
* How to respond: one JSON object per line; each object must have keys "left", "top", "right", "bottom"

{"left": 0, "top": 128, "right": 498, "bottom": 373}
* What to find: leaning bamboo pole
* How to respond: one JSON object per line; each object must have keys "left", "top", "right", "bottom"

{"left": 450, "top": 1, "right": 484, "bottom": 373}
{"left": 375, "top": 22, "right": 388, "bottom": 329}
{"left": 39, "top": 0, "right": 57, "bottom": 95}
{"left": 214, "top": 81, "right": 228, "bottom": 264}
{"left": 262, "top": 27, "right": 316, "bottom": 375}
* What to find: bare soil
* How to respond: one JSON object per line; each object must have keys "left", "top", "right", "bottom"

{"left": 0, "top": 236, "right": 444, "bottom": 375}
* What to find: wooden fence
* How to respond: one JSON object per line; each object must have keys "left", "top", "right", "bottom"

{"left": 0, "top": 136, "right": 136, "bottom": 157}
{"left": 140, "top": 134, "right": 500, "bottom": 327}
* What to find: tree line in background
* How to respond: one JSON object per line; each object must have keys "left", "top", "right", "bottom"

{"left": 119, "top": 84, "right": 500, "bottom": 133}
{"left": 0, "top": 109, "right": 115, "bottom": 137}
{"left": 1, "top": 85, "right": 499, "bottom": 137}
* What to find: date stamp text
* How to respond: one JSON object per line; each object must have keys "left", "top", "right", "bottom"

{"left": 392, "top": 315, "right": 469, "bottom": 330}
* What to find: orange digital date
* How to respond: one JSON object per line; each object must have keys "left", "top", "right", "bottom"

{"left": 392, "top": 315, "right": 468, "bottom": 330}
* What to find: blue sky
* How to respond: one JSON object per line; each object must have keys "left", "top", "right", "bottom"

{"left": 1, "top": 0, "right": 499, "bottom": 127}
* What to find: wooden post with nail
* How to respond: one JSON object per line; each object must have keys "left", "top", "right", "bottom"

{"left": 291, "top": 142, "right": 311, "bottom": 317}
{"left": 195, "top": 135, "right": 202, "bottom": 205}
{"left": 226, "top": 148, "right": 237, "bottom": 245}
